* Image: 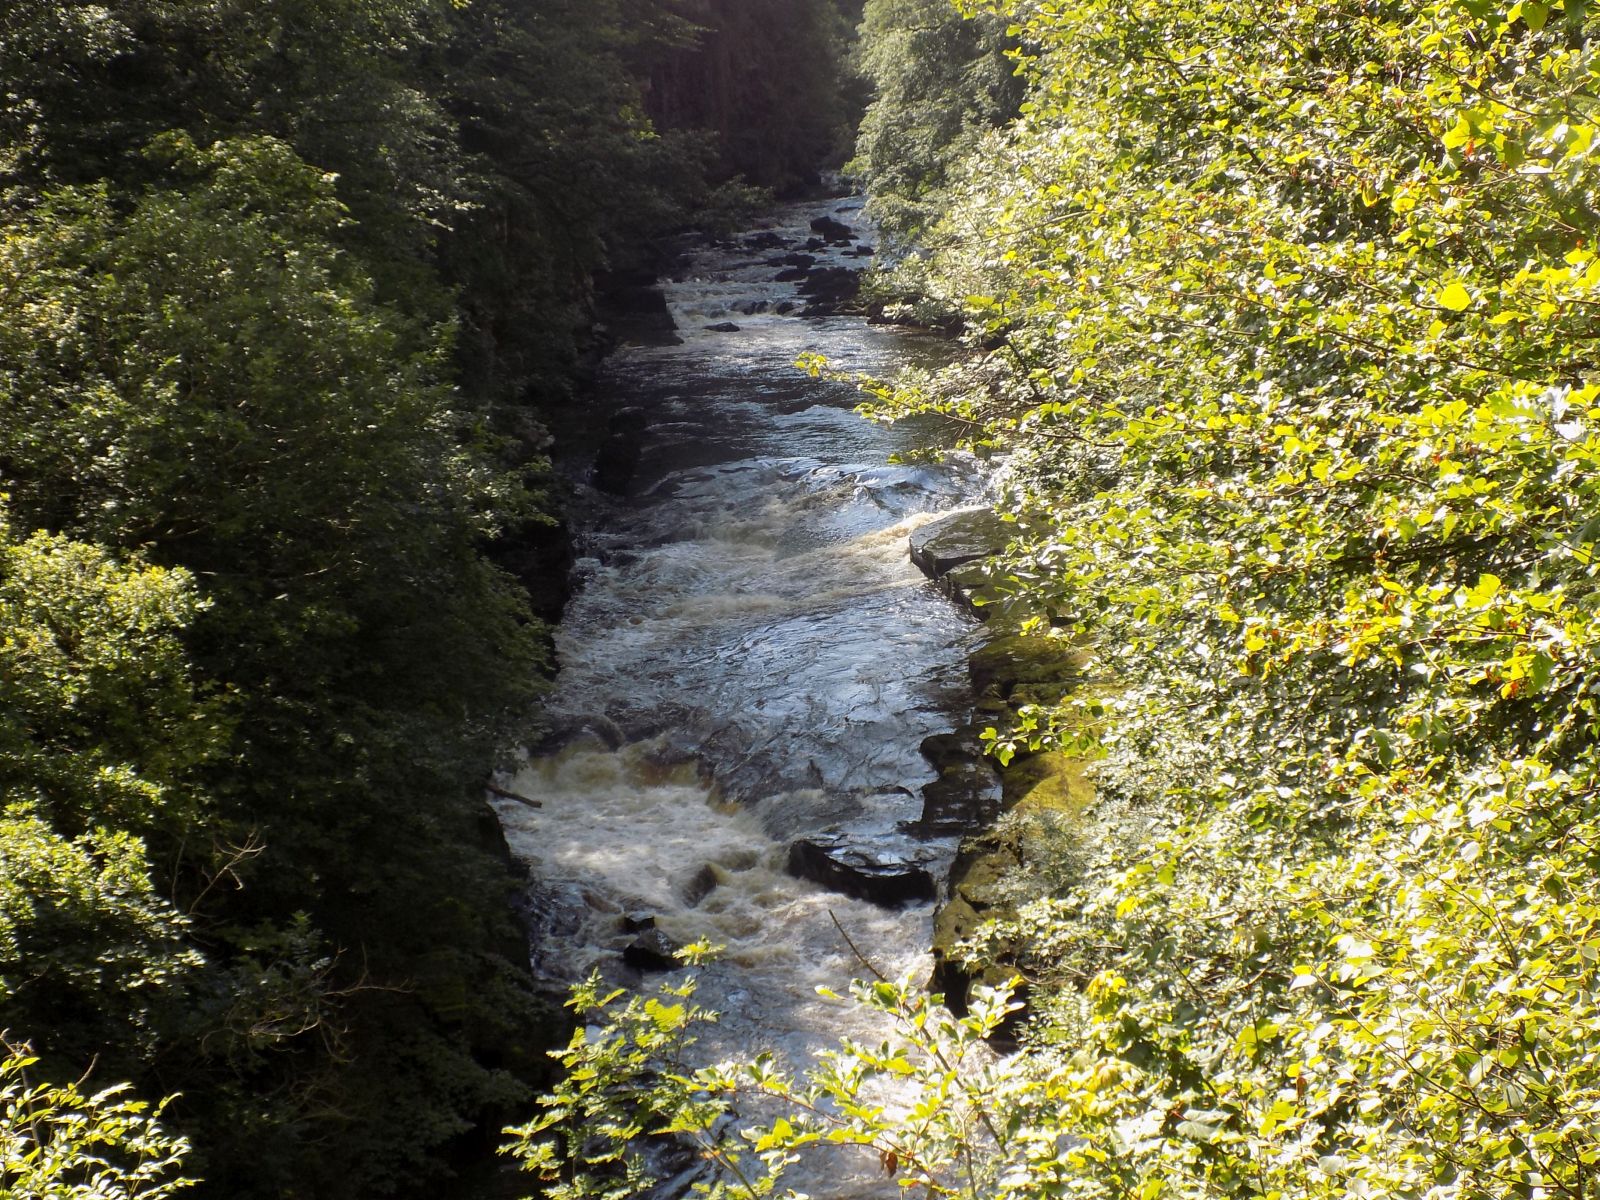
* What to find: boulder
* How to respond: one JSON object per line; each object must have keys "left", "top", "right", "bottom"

{"left": 601, "top": 284, "right": 682, "bottom": 347}
{"left": 529, "top": 712, "right": 626, "bottom": 755}
{"left": 704, "top": 322, "right": 741, "bottom": 333}
{"left": 911, "top": 762, "right": 1004, "bottom": 838}
{"left": 798, "top": 266, "right": 863, "bottom": 316}
{"left": 809, "top": 215, "right": 856, "bottom": 243}
{"left": 969, "top": 633, "right": 1087, "bottom": 704}
{"left": 623, "top": 928, "right": 682, "bottom": 972}
{"left": 909, "top": 509, "right": 1014, "bottom": 581}
{"left": 774, "top": 267, "right": 811, "bottom": 283}
{"left": 787, "top": 833, "right": 937, "bottom": 908}
{"left": 782, "top": 253, "right": 818, "bottom": 269}
{"left": 681, "top": 863, "right": 720, "bottom": 907}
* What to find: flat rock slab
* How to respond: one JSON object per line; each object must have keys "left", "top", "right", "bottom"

{"left": 787, "top": 833, "right": 939, "bottom": 908}
{"left": 910, "top": 761, "right": 1004, "bottom": 838}
{"left": 910, "top": 509, "right": 1014, "bottom": 581}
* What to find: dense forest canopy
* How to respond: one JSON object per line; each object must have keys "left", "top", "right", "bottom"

{"left": 0, "top": 1, "right": 860, "bottom": 1196}
{"left": 14, "top": 0, "right": 1600, "bottom": 1198}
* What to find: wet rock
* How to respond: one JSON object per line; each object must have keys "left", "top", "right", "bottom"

{"left": 809, "top": 215, "right": 856, "bottom": 243}
{"left": 623, "top": 928, "right": 683, "bottom": 972}
{"left": 743, "top": 231, "right": 787, "bottom": 251}
{"left": 803, "top": 237, "right": 826, "bottom": 252}
{"left": 530, "top": 712, "right": 627, "bottom": 755}
{"left": 774, "top": 267, "right": 810, "bottom": 283}
{"left": 849, "top": 244, "right": 876, "bottom": 257}
{"left": 782, "top": 253, "right": 818, "bottom": 269}
{"left": 929, "top": 829, "right": 1021, "bottom": 1010}
{"left": 621, "top": 912, "right": 657, "bottom": 933}
{"left": 601, "top": 283, "right": 682, "bottom": 347}
{"left": 681, "top": 863, "right": 720, "bottom": 907}
{"left": 941, "top": 560, "right": 1004, "bottom": 619}
{"left": 773, "top": 301, "right": 797, "bottom": 315}
{"left": 591, "top": 406, "right": 651, "bottom": 495}
{"left": 491, "top": 510, "right": 574, "bottom": 625}
{"left": 921, "top": 727, "right": 987, "bottom": 771}
{"left": 736, "top": 300, "right": 770, "bottom": 315}
{"left": 969, "top": 633, "right": 1087, "bottom": 704}
{"left": 639, "top": 732, "right": 714, "bottom": 783}
{"left": 704, "top": 321, "right": 742, "bottom": 333}
{"left": 798, "top": 266, "right": 864, "bottom": 316}
{"left": 787, "top": 833, "right": 937, "bottom": 907}
{"left": 912, "top": 761, "right": 1004, "bottom": 837}
{"left": 909, "top": 508, "right": 1014, "bottom": 581}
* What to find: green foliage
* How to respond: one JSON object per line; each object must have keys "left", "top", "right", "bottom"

{"left": 507, "top": 967, "right": 1039, "bottom": 1200}
{"left": 850, "top": 0, "right": 1024, "bottom": 244}
{"left": 644, "top": 0, "right": 863, "bottom": 195}
{"left": 0, "top": 510, "right": 209, "bottom": 1065}
{"left": 834, "top": 0, "right": 1600, "bottom": 1197}
{"left": 1, "top": 1040, "right": 192, "bottom": 1200}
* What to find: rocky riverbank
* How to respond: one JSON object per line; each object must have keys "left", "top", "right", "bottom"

{"left": 904, "top": 509, "right": 1098, "bottom": 1024}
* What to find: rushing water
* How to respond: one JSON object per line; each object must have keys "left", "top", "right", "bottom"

{"left": 491, "top": 196, "right": 982, "bottom": 1197}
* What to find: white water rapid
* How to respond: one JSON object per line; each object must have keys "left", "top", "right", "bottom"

{"left": 491, "top": 196, "right": 984, "bottom": 1198}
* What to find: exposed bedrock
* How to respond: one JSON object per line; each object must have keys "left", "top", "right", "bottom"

{"left": 786, "top": 831, "right": 939, "bottom": 908}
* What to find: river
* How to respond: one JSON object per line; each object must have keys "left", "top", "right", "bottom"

{"left": 490, "top": 195, "right": 983, "bottom": 1198}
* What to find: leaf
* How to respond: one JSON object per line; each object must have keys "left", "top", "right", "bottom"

{"left": 1435, "top": 282, "right": 1473, "bottom": 311}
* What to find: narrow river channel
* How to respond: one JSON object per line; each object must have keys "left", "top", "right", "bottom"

{"left": 491, "top": 195, "right": 983, "bottom": 1197}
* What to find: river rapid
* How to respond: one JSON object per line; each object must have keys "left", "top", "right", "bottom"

{"left": 491, "top": 196, "right": 984, "bottom": 1198}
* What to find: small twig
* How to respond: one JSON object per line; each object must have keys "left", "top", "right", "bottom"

{"left": 829, "top": 910, "right": 888, "bottom": 982}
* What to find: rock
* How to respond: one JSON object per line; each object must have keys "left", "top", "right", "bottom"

{"left": 809, "top": 215, "right": 856, "bottom": 243}
{"left": 911, "top": 761, "right": 1004, "bottom": 837}
{"left": 620, "top": 912, "right": 657, "bottom": 933}
{"left": 681, "top": 863, "right": 720, "bottom": 907}
{"left": 787, "top": 833, "right": 937, "bottom": 908}
{"left": 623, "top": 928, "right": 682, "bottom": 972}
{"left": 803, "top": 237, "right": 826, "bottom": 252}
{"left": 921, "top": 727, "right": 987, "bottom": 771}
{"left": 798, "top": 266, "right": 863, "bottom": 316}
{"left": 940, "top": 560, "right": 1004, "bottom": 619}
{"left": 530, "top": 713, "right": 627, "bottom": 755}
{"left": 909, "top": 508, "right": 1014, "bottom": 581}
{"left": 491, "top": 510, "right": 573, "bottom": 625}
{"left": 774, "top": 267, "right": 811, "bottom": 283}
{"left": 773, "top": 301, "right": 797, "bottom": 315}
{"left": 601, "top": 284, "right": 682, "bottom": 347}
{"left": 969, "top": 633, "right": 1087, "bottom": 704}
{"left": 782, "top": 253, "right": 817, "bottom": 269}
{"left": 743, "top": 231, "right": 787, "bottom": 251}
{"left": 704, "top": 322, "right": 741, "bottom": 333}
{"left": 736, "top": 300, "right": 770, "bottom": 315}
{"left": 850, "top": 244, "right": 876, "bottom": 257}
{"left": 591, "top": 406, "right": 651, "bottom": 494}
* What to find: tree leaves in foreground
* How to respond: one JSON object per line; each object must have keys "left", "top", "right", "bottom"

{"left": 1, "top": 1040, "right": 192, "bottom": 1200}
